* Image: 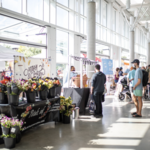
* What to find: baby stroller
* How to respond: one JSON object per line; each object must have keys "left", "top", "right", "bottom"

{"left": 118, "top": 77, "right": 131, "bottom": 101}
{"left": 144, "top": 84, "right": 150, "bottom": 100}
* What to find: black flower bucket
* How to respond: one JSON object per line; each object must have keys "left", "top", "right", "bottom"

{"left": 39, "top": 90, "right": 47, "bottom": 100}
{"left": 62, "top": 114, "right": 70, "bottom": 124}
{"left": 0, "top": 92, "right": 8, "bottom": 104}
{"left": 1, "top": 126, "right": 10, "bottom": 135}
{"left": 7, "top": 87, "right": 11, "bottom": 95}
{"left": 26, "top": 92, "right": 36, "bottom": 103}
{"left": 47, "top": 87, "right": 56, "bottom": 99}
{"left": 8, "top": 95, "right": 19, "bottom": 106}
{"left": 3, "top": 137, "right": 16, "bottom": 149}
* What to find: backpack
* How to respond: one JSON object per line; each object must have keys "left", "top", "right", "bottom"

{"left": 142, "top": 70, "right": 148, "bottom": 86}
{"left": 89, "top": 99, "right": 96, "bottom": 115}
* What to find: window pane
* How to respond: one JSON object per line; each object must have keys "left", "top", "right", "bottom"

{"left": 57, "top": 0, "right": 68, "bottom": 7}
{"left": 75, "top": 0, "right": 79, "bottom": 12}
{"left": 57, "top": 7, "right": 68, "bottom": 29}
{"left": 56, "top": 30, "right": 68, "bottom": 63}
{"left": 44, "top": 0, "right": 50, "bottom": 22}
{"left": 56, "top": 64, "right": 67, "bottom": 86}
{"left": 2, "top": 0, "right": 21, "bottom": 13}
{"left": 102, "top": 3, "right": 107, "bottom": 26}
{"left": 80, "top": 0, "right": 84, "bottom": 15}
{"left": 27, "top": 0, "right": 43, "bottom": 20}
{"left": 80, "top": 18, "right": 84, "bottom": 34}
{"left": 96, "top": 43, "right": 109, "bottom": 56}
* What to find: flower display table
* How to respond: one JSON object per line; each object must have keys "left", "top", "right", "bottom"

{"left": 0, "top": 97, "right": 60, "bottom": 134}
{"left": 63, "top": 88, "right": 90, "bottom": 115}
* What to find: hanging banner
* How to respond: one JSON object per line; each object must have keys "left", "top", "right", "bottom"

{"left": 14, "top": 56, "right": 50, "bottom": 80}
{"left": 102, "top": 59, "right": 113, "bottom": 75}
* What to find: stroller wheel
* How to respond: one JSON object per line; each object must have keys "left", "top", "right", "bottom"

{"left": 119, "top": 93, "right": 125, "bottom": 101}
{"left": 144, "top": 93, "right": 148, "bottom": 100}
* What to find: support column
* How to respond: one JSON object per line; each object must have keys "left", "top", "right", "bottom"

{"left": 46, "top": 26, "right": 56, "bottom": 78}
{"left": 129, "top": 16, "right": 135, "bottom": 66}
{"left": 87, "top": 1, "right": 96, "bottom": 78}
{"left": 147, "top": 32, "right": 150, "bottom": 65}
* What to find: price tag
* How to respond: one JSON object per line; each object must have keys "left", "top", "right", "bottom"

{"left": 11, "top": 128, "right": 16, "bottom": 133}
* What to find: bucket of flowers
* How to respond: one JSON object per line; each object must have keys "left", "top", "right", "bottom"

{"left": 0, "top": 77, "right": 10, "bottom": 104}
{"left": 6, "top": 80, "right": 24, "bottom": 106}
{"left": 0, "top": 116, "right": 11, "bottom": 135}
{"left": 10, "top": 118, "right": 23, "bottom": 143}
{"left": 38, "top": 79, "right": 51, "bottom": 100}
{"left": 46, "top": 79, "right": 55, "bottom": 99}
{"left": 53, "top": 77, "right": 61, "bottom": 96}
{"left": 59, "top": 96, "right": 75, "bottom": 124}
{"left": 22, "top": 79, "right": 37, "bottom": 103}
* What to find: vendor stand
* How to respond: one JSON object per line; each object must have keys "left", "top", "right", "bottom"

{"left": 64, "top": 55, "right": 98, "bottom": 115}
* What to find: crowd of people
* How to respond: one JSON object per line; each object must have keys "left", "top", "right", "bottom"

{"left": 114, "top": 59, "right": 149, "bottom": 117}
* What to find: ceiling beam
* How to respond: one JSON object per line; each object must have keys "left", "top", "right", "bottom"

{"left": 140, "top": 16, "right": 150, "bottom": 21}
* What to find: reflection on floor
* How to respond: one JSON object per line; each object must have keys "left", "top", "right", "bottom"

{"left": 0, "top": 96, "right": 150, "bottom": 150}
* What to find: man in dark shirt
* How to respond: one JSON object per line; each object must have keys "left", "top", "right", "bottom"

{"left": 91, "top": 64, "right": 106, "bottom": 117}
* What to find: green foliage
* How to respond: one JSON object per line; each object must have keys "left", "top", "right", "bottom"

{"left": 1, "top": 134, "right": 16, "bottom": 138}
{"left": 17, "top": 46, "right": 41, "bottom": 57}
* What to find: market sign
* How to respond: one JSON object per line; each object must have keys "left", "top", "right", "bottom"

{"left": 14, "top": 56, "right": 50, "bottom": 80}
{"left": 102, "top": 59, "right": 113, "bottom": 75}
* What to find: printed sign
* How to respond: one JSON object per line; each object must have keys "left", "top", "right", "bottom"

{"left": 102, "top": 59, "right": 113, "bottom": 75}
{"left": 14, "top": 56, "right": 50, "bottom": 79}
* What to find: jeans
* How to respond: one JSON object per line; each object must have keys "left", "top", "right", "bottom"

{"left": 93, "top": 92, "right": 103, "bottom": 115}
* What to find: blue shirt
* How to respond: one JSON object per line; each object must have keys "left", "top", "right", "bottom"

{"left": 63, "top": 71, "right": 77, "bottom": 85}
{"left": 133, "top": 68, "right": 143, "bottom": 90}
{"left": 127, "top": 70, "right": 135, "bottom": 87}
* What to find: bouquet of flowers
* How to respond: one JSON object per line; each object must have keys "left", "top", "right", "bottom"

{"left": 0, "top": 77, "right": 11, "bottom": 93}
{"left": 6, "top": 80, "right": 25, "bottom": 95}
{"left": 22, "top": 79, "right": 37, "bottom": 92}
{"left": 53, "top": 79, "right": 61, "bottom": 87}
{"left": 59, "top": 96, "right": 74, "bottom": 116}
{"left": 0, "top": 116, "right": 12, "bottom": 128}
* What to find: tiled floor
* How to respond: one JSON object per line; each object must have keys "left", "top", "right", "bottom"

{"left": 1, "top": 96, "right": 150, "bottom": 150}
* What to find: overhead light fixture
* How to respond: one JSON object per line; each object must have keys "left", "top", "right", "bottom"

{"left": 126, "top": 0, "right": 130, "bottom": 9}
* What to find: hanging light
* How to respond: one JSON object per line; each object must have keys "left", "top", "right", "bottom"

{"left": 126, "top": 0, "right": 131, "bottom": 9}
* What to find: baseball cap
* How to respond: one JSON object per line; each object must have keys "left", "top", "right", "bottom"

{"left": 131, "top": 59, "right": 140, "bottom": 64}
{"left": 120, "top": 67, "right": 123, "bottom": 70}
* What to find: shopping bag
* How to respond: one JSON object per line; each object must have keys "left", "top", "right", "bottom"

{"left": 89, "top": 95, "right": 96, "bottom": 115}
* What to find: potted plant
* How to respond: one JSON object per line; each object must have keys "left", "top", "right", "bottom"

{"left": 0, "top": 77, "right": 10, "bottom": 104}
{"left": 53, "top": 78, "right": 62, "bottom": 96}
{"left": 22, "top": 79, "right": 37, "bottom": 103}
{"left": 11, "top": 119, "right": 23, "bottom": 143}
{"left": 59, "top": 96, "right": 74, "bottom": 124}
{"left": 7, "top": 80, "right": 24, "bottom": 106}
{"left": 47, "top": 79, "right": 55, "bottom": 99}
{"left": 2, "top": 134, "right": 16, "bottom": 149}
{"left": 0, "top": 116, "right": 11, "bottom": 135}
{"left": 38, "top": 79, "right": 51, "bottom": 100}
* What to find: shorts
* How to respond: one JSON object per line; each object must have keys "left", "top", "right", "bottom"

{"left": 115, "top": 79, "right": 118, "bottom": 83}
{"left": 129, "top": 87, "right": 133, "bottom": 93}
{"left": 133, "top": 90, "right": 142, "bottom": 97}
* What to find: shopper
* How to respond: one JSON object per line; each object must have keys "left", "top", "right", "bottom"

{"left": 63, "top": 66, "right": 77, "bottom": 86}
{"left": 119, "top": 67, "right": 123, "bottom": 76}
{"left": 91, "top": 64, "right": 106, "bottom": 117}
{"left": 131, "top": 59, "right": 143, "bottom": 117}
{"left": 127, "top": 67, "right": 136, "bottom": 104}
{"left": 114, "top": 68, "right": 119, "bottom": 83}
{"left": 147, "top": 65, "right": 150, "bottom": 82}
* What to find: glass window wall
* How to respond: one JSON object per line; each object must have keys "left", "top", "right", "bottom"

{"left": 27, "top": 0, "right": 43, "bottom": 20}
{"left": 2, "top": 0, "right": 21, "bottom": 13}
{"left": 57, "top": 0, "right": 68, "bottom": 7}
{"left": 57, "top": 7, "right": 68, "bottom": 29}
{"left": 56, "top": 30, "right": 69, "bottom": 63}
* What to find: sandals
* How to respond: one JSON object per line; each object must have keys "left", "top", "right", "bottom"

{"left": 131, "top": 112, "right": 137, "bottom": 115}
{"left": 133, "top": 114, "right": 142, "bottom": 117}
